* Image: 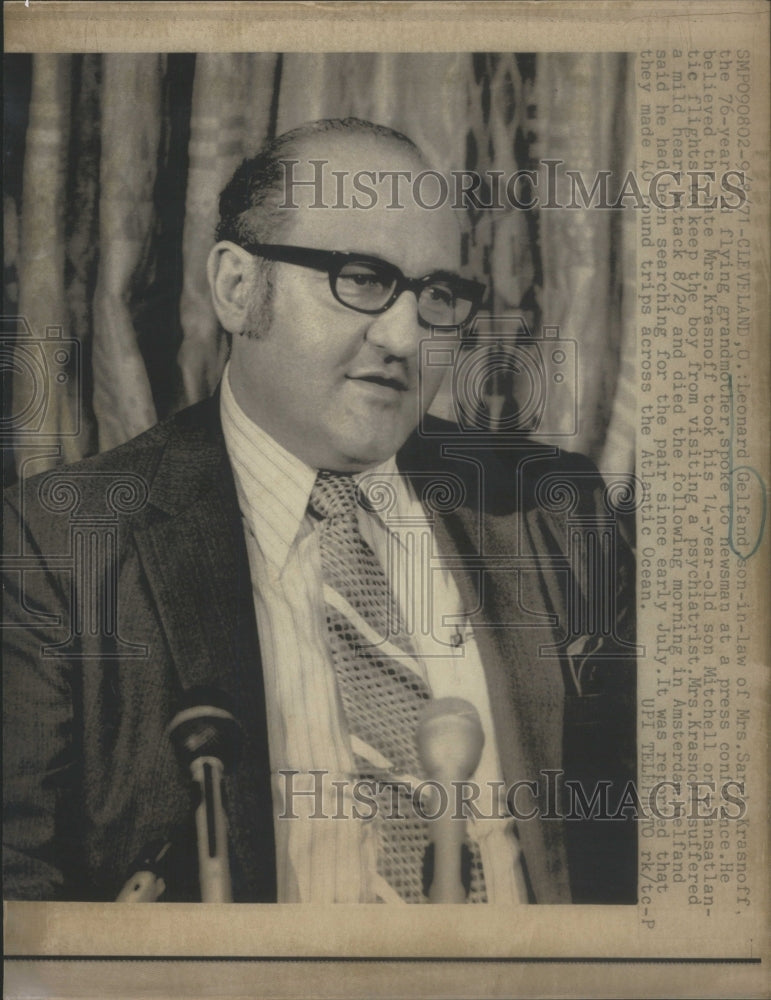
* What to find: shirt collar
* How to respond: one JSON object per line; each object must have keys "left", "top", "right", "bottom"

{"left": 221, "top": 363, "right": 316, "bottom": 573}
{"left": 220, "top": 363, "right": 417, "bottom": 572}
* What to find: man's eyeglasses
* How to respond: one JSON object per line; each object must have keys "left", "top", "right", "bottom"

{"left": 237, "top": 241, "right": 486, "bottom": 329}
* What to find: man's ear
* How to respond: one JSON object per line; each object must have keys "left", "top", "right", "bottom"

{"left": 207, "top": 241, "right": 257, "bottom": 336}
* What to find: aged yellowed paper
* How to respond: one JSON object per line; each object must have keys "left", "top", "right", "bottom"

{"left": 3, "top": 2, "right": 769, "bottom": 998}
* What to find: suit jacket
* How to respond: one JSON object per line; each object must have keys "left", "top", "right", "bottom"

{"left": 3, "top": 393, "right": 636, "bottom": 903}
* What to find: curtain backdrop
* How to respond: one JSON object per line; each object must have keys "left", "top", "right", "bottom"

{"left": 3, "top": 52, "right": 635, "bottom": 484}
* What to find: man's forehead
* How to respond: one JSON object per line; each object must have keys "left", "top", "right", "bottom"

{"left": 290, "top": 129, "right": 424, "bottom": 179}
{"left": 277, "top": 132, "right": 462, "bottom": 272}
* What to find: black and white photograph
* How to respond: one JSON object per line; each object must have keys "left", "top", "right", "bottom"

{"left": 4, "top": 47, "right": 640, "bottom": 905}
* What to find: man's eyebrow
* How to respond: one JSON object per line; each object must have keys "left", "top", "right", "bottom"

{"left": 423, "top": 268, "right": 466, "bottom": 281}
{"left": 336, "top": 250, "right": 465, "bottom": 279}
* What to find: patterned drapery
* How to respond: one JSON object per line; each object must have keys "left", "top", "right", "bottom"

{"left": 3, "top": 52, "right": 634, "bottom": 483}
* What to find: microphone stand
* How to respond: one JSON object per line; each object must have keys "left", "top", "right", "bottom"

{"left": 417, "top": 697, "right": 485, "bottom": 903}
{"left": 167, "top": 691, "right": 240, "bottom": 902}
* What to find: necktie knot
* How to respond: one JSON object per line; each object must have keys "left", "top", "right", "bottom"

{"left": 309, "top": 471, "right": 360, "bottom": 522}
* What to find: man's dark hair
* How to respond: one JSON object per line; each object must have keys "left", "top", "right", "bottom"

{"left": 216, "top": 117, "right": 422, "bottom": 246}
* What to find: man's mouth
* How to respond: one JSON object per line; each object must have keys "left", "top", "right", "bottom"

{"left": 348, "top": 373, "right": 409, "bottom": 392}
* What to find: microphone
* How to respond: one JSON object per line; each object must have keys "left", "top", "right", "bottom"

{"left": 116, "top": 838, "right": 172, "bottom": 902}
{"left": 416, "top": 697, "right": 485, "bottom": 903}
{"left": 167, "top": 689, "right": 240, "bottom": 902}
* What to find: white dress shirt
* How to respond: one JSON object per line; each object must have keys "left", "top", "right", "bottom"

{"left": 220, "top": 365, "right": 525, "bottom": 902}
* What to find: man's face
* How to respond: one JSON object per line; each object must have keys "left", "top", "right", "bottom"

{"left": 227, "top": 136, "right": 462, "bottom": 472}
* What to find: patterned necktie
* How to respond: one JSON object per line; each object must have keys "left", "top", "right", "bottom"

{"left": 309, "top": 470, "right": 487, "bottom": 903}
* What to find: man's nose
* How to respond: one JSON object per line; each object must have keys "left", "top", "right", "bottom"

{"left": 364, "top": 291, "right": 422, "bottom": 357}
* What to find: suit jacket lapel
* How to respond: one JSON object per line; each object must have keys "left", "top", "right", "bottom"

{"left": 132, "top": 396, "right": 276, "bottom": 901}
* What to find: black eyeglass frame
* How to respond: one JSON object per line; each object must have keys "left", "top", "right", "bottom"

{"left": 236, "top": 241, "right": 487, "bottom": 328}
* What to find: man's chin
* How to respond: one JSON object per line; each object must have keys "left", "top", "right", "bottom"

{"left": 330, "top": 431, "right": 414, "bottom": 472}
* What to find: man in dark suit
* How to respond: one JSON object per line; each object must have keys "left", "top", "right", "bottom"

{"left": 3, "top": 118, "right": 636, "bottom": 904}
